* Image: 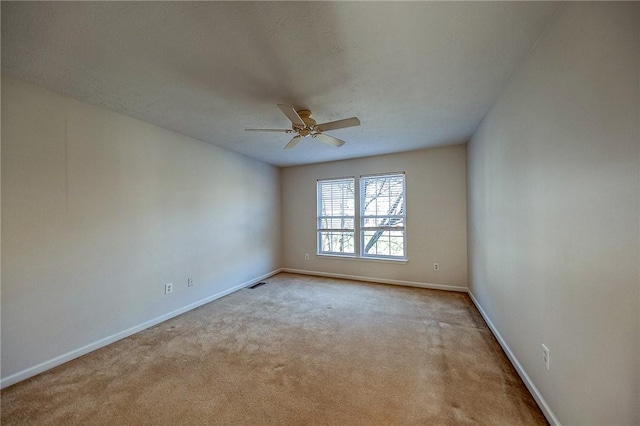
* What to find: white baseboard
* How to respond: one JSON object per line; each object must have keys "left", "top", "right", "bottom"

{"left": 467, "top": 290, "right": 561, "bottom": 426}
{"left": 282, "top": 268, "right": 468, "bottom": 293}
{"left": 0, "top": 269, "right": 283, "bottom": 389}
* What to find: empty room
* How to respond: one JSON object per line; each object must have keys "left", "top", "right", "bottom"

{"left": 1, "top": 2, "right": 638, "bottom": 425}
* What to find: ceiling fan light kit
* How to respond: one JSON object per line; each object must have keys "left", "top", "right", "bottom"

{"left": 246, "top": 104, "right": 360, "bottom": 149}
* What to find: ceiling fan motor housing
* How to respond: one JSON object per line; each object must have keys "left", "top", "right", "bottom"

{"left": 294, "top": 110, "right": 318, "bottom": 137}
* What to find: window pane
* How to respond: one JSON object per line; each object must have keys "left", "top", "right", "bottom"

{"left": 362, "top": 175, "right": 404, "bottom": 217}
{"left": 317, "top": 178, "right": 355, "bottom": 255}
{"left": 361, "top": 174, "right": 406, "bottom": 258}
{"left": 319, "top": 231, "right": 355, "bottom": 254}
{"left": 362, "top": 230, "right": 404, "bottom": 257}
{"left": 318, "top": 178, "right": 355, "bottom": 217}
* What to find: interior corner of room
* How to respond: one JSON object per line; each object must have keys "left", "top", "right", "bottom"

{"left": 1, "top": 2, "right": 639, "bottom": 425}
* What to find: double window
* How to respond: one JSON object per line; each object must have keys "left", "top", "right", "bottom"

{"left": 317, "top": 173, "right": 406, "bottom": 260}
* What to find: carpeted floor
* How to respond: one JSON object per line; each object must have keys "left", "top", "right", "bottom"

{"left": 1, "top": 273, "right": 547, "bottom": 425}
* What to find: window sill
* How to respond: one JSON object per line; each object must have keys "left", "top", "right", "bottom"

{"left": 316, "top": 254, "right": 408, "bottom": 264}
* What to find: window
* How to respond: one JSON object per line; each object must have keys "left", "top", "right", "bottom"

{"left": 317, "top": 178, "right": 355, "bottom": 255}
{"left": 360, "top": 173, "right": 405, "bottom": 258}
{"left": 317, "top": 173, "right": 406, "bottom": 260}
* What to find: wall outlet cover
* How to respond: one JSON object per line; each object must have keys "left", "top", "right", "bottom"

{"left": 541, "top": 344, "right": 550, "bottom": 370}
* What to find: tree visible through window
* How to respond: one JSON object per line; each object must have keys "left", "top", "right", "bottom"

{"left": 360, "top": 174, "right": 405, "bottom": 258}
{"left": 317, "top": 173, "right": 405, "bottom": 259}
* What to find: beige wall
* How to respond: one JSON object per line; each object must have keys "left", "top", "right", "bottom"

{"left": 281, "top": 146, "right": 467, "bottom": 290}
{"left": 1, "top": 76, "right": 281, "bottom": 384}
{"left": 467, "top": 3, "right": 639, "bottom": 425}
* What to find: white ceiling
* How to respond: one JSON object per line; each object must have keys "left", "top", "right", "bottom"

{"left": 2, "top": 2, "right": 558, "bottom": 167}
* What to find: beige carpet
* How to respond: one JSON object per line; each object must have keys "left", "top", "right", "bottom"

{"left": 1, "top": 273, "right": 547, "bottom": 425}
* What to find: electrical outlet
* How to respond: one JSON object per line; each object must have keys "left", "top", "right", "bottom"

{"left": 305, "top": 253, "right": 310, "bottom": 260}
{"left": 187, "top": 278, "right": 194, "bottom": 287}
{"left": 165, "top": 283, "right": 173, "bottom": 294}
{"left": 541, "top": 344, "right": 550, "bottom": 370}
{"left": 433, "top": 263, "right": 439, "bottom": 271}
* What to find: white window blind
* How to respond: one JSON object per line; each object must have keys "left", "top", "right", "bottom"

{"left": 317, "top": 178, "right": 355, "bottom": 255}
{"left": 360, "top": 173, "right": 405, "bottom": 258}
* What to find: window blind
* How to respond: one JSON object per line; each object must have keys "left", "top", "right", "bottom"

{"left": 317, "top": 178, "right": 355, "bottom": 255}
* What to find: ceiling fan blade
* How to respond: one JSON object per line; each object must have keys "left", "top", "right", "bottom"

{"left": 277, "top": 104, "right": 305, "bottom": 127}
{"left": 314, "top": 133, "right": 345, "bottom": 148}
{"left": 245, "top": 128, "right": 292, "bottom": 133}
{"left": 317, "top": 117, "right": 360, "bottom": 132}
{"left": 284, "top": 135, "right": 302, "bottom": 149}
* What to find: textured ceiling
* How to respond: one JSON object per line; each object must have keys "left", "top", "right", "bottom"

{"left": 2, "top": 2, "right": 558, "bottom": 167}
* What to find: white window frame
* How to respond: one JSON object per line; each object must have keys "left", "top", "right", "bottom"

{"left": 316, "top": 172, "right": 406, "bottom": 261}
{"left": 316, "top": 177, "right": 356, "bottom": 256}
{"left": 359, "top": 173, "right": 406, "bottom": 260}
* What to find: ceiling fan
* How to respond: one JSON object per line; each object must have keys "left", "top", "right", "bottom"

{"left": 245, "top": 104, "right": 361, "bottom": 149}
